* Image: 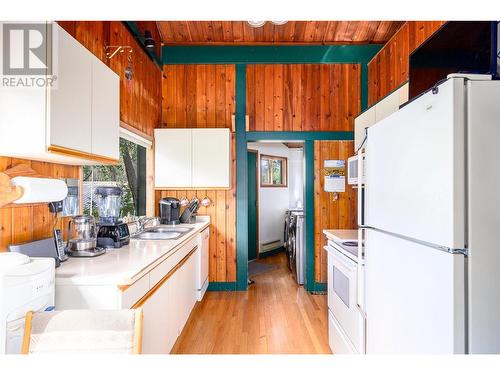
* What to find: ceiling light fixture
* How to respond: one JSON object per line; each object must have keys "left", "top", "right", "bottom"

{"left": 247, "top": 21, "right": 267, "bottom": 28}
{"left": 143, "top": 30, "right": 156, "bottom": 51}
{"left": 270, "top": 21, "right": 288, "bottom": 26}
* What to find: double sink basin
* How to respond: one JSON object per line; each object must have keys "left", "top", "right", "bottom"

{"left": 131, "top": 226, "right": 194, "bottom": 241}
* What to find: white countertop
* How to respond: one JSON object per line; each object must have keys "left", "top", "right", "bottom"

{"left": 55, "top": 216, "right": 210, "bottom": 287}
{"left": 323, "top": 229, "right": 358, "bottom": 242}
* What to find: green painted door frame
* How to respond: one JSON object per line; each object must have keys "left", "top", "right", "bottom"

{"left": 161, "top": 45, "right": 380, "bottom": 291}
{"left": 247, "top": 151, "right": 258, "bottom": 262}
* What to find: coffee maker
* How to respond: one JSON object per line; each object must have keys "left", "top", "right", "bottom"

{"left": 159, "top": 197, "right": 181, "bottom": 225}
{"left": 95, "top": 187, "right": 130, "bottom": 249}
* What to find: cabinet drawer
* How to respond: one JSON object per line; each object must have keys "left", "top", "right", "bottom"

{"left": 120, "top": 273, "right": 150, "bottom": 309}
{"left": 149, "top": 237, "right": 199, "bottom": 287}
{"left": 329, "top": 309, "right": 357, "bottom": 354}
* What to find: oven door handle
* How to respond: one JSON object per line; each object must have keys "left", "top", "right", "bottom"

{"left": 324, "top": 246, "right": 357, "bottom": 273}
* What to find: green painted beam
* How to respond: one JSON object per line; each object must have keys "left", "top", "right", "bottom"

{"left": 304, "top": 140, "right": 316, "bottom": 292}
{"left": 207, "top": 282, "right": 238, "bottom": 291}
{"left": 246, "top": 131, "right": 354, "bottom": 142}
{"left": 235, "top": 64, "right": 248, "bottom": 291}
{"left": 123, "top": 21, "right": 162, "bottom": 67}
{"left": 162, "top": 45, "right": 382, "bottom": 65}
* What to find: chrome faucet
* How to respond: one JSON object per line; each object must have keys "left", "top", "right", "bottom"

{"left": 137, "top": 217, "right": 158, "bottom": 233}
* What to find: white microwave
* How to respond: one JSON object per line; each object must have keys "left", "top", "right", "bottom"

{"left": 347, "top": 154, "right": 365, "bottom": 185}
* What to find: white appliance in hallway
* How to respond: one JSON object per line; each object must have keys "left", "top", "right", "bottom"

{"left": 284, "top": 209, "right": 305, "bottom": 284}
{"left": 361, "top": 76, "right": 500, "bottom": 354}
{"left": 0, "top": 253, "right": 55, "bottom": 354}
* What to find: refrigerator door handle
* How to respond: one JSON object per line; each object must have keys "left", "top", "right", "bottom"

{"left": 356, "top": 228, "right": 365, "bottom": 310}
{"left": 357, "top": 150, "right": 364, "bottom": 227}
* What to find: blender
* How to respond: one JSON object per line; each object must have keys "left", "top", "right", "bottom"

{"left": 95, "top": 187, "right": 130, "bottom": 249}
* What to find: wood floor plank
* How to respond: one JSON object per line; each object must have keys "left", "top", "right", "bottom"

{"left": 171, "top": 253, "right": 331, "bottom": 354}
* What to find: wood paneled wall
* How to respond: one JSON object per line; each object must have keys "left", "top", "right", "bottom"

{"left": 367, "top": 21, "right": 445, "bottom": 105}
{"left": 158, "top": 66, "right": 236, "bottom": 282}
{"left": 161, "top": 65, "right": 235, "bottom": 128}
{"left": 154, "top": 136, "right": 236, "bottom": 282}
{"left": 57, "top": 21, "right": 162, "bottom": 136}
{"left": 246, "top": 64, "right": 360, "bottom": 131}
{"left": 314, "top": 141, "right": 357, "bottom": 282}
{"left": 0, "top": 158, "right": 80, "bottom": 251}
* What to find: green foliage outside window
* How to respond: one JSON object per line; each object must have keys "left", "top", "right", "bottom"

{"left": 83, "top": 138, "right": 146, "bottom": 219}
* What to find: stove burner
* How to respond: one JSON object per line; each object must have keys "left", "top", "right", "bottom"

{"left": 342, "top": 241, "right": 358, "bottom": 247}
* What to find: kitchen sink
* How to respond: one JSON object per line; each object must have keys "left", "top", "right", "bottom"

{"left": 146, "top": 227, "right": 192, "bottom": 234}
{"left": 131, "top": 226, "right": 193, "bottom": 241}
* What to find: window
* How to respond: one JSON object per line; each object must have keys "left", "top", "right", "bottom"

{"left": 83, "top": 137, "right": 147, "bottom": 218}
{"left": 260, "top": 154, "right": 287, "bottom": 187}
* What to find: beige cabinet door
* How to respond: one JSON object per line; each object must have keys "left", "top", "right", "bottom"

{"left": 375, "top": 89, "right": 401, "bottom": 123}
{"left": 47, "top": 23, "right": 92, "bottom": 154}
{"left": 354, "top": 106, "right": 376, "bottom": 151}
{"left": 91, "top": 56, "right": 119, "bottom": 160}
{"left": 154, "top": 129, "right": 192, "bottom": 188}
{"left": 192, "top": 128, "right": 230, "bottom": 188}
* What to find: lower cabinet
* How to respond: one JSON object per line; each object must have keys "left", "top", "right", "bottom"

{"left": 135, "top": 245, "right": 199, "bottom": 354}
{"left": 140, "top": 276, "right": 177, "bottom": 354}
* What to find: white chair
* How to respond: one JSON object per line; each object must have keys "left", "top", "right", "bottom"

{"left": 21, "top": 309, "right": 143, "bottom": 354}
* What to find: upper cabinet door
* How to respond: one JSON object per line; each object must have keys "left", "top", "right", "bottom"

{"left": 154, "top": 129, "right": 192, "bottom": 188}
{"left": 91, "top": 56, "right": 120, "bottom": 161}
{"left": 192, "top": 128, "right": 230, "bottom": 188}
{"left": 48, "top": 24, "right": 92, "bottom": 154}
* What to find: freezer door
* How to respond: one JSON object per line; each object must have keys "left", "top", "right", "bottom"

{"left": 365, "top": 78, "right": 465, "bottom": 249}
{"left": 365, "top": 229, "right": 465, "bottom": 354}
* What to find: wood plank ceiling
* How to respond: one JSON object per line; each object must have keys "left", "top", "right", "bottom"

{"left": 156, "top": 21, "right": 404, "bottom": 45}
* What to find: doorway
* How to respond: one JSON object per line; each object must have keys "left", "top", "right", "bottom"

{"left": 246, "top": 142, "right": 305, "bottom": 283}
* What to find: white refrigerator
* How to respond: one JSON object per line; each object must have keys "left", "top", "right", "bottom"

{"left": 361, "top": 76, "right": 500, "bottom": 354}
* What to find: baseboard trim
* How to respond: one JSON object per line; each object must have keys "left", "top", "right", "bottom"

{"left": 259, "top": 246, "right": 285, "bottom": 258}
{"left": 207, "top": 282, "right": 239, "bottom": 291}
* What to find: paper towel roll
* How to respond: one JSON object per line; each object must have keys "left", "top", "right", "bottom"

{"left": 11, "top": 177, "right": 68, "bottom": 204}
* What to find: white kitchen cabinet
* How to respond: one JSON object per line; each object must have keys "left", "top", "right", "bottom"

{"left": 192, "top": 128, "right": 231, "bottom": 188}
{"left": 154, "top": 128, "right": 231, "bottom": 189}
{"left": 140, "top": 276, "right": 178, "bottom": 354}
{"left": 354, "top": 107, "right": 376, "bottom": 151}
{"left": 354, "top": 83, "right": 410, "bottom": 151}
{"left": 374, "top": 88, "right": 401, "bottom": 123}
{"left": 0, "top": 22, "right": 120, "bottom": 165}
{"left": 48, "top": 24, "right": 93, "bottom": 154}
{"left": 154, "top": 129, "right": 192, "bottom": 188}
{"left": 91, "top": 57, "right": 120, "bottom": 160}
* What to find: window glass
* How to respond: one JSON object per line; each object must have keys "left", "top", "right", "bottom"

{"left": 83, "top": 138, "right": 146, "bottom": 218}
{"left": 261, "top": 158, "right": 270, "bottom": 185}
{"left": 260, "top": 155, "right": 287, "bottom": 187}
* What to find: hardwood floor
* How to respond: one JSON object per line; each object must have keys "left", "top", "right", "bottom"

{"left": 171, "top": 252, "right": 331, "bottom": 354}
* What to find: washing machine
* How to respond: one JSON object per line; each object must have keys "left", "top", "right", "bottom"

{"left": 0, "top": 253, "right": 55, "bottom": 354}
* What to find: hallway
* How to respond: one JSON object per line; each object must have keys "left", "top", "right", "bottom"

{"left": 172, "top": 253, "right": 331, "bottom": 354}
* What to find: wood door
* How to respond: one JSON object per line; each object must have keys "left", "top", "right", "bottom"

{"left": 48, "top": 24, "right": 92, "bottom": 153}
